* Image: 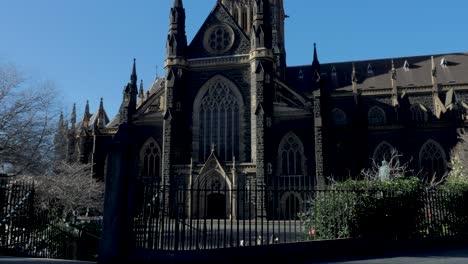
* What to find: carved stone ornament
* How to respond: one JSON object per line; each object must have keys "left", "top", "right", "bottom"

{"left": 203, "top": 24, "right": 235, "bottom": 55}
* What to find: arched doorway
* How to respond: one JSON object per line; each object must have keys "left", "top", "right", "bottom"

{"left": 280, "top": 192, "right": 302, "bottom": 220}
{"left": 207, "top": 193, "right": 226, "bottom": 219}
{"left": 192, "top": 168, "right": 232, "bottom": 219}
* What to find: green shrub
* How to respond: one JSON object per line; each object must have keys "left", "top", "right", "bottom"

{"left": 299, "top": 177, "right": 423, "bottom": 240}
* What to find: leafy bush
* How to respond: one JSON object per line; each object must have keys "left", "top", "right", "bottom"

{"left": 299, "top": 178, "right": 423, "bottom": 240}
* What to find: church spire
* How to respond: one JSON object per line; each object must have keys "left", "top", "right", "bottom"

{"left": 120, "top": 59, "right": 138, "bottom": 124}
{"left": 310, "top": 43, "right": 321, "bottom": 84}
{"left": 131, "top": 58, "right": 137, "bottom": 85}
{"left": 173, "top": 0, "right": 183, "bottom": 8}
{"left": 139, "top": 79, "right": 145, "bottom": 101}
{"left": 312, "top": 43, "right": 320, "bottom": 68}
{"left": 70, "top": 103, "right": 76, "bottom": 130}
{"left": 83, "top": 100, "right": 91, "bottom": 128}
{"left": 58, "top": 111, "right": 64, "bottom": 131}
{"left": 84, "top": 100, "right": 90, "bottom": 118}
{"left": 96, "top": 97, "right": 106, "bottom": 128}
{"left": 54, "top": 111, "right": 68, "bottom": 163}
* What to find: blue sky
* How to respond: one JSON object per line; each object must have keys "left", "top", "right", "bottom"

{"left": 1, "top": 0, "right": 467, "bottom": 118}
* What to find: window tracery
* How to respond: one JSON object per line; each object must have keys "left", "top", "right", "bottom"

{"left": 373, "top": 141, "right": 394, "bottom": 166}
{"left": 410, "top": 105, "right": 428, "bottom": 123}
{"left": 419, "top": 140, "right": 447, "bottom": 179}
{"left": 140, "top": 138, "right": 161, "bottom": 183}
{"left": 195, "top": 76, "right": 242, "bottom": 162}
{"left": 368, "top": 106, "right": 386, "bottom": 126}
{"left": 278, "top": 132, "right": 305, "bottom": 177}
{"left": 331, "top": 108, "right": 347, "bottom": 126}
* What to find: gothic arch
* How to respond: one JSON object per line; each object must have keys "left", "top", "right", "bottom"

{"left": 193, "top": 75, "right": 245, "bottom": 163}
{"left": 277, "top": 132, "right": 306, "bottom": 177}
{"left": 419, "top": 139, "right": 447, "bottom": 179}
{"left": 192, "top": 169, "right": 233, "bottom": 219}
{"left": 139, "top": 137, "right": 162, "bottom": 183}
{"left": 373, "top": 141, "right": 395, "bottom": 166}
{"left": 240, "top": 5, "right": 250, "bottom": 32}
{"left": 368, "top": 106, "right": 387, "bottom": 125}
{"left": 279, "top": 191, "right": 303, "bottom": 220}
{"left": 331, "top": 108, "right": 348, "bottom": 126}
{"left": 410, "top": 104, "right": 428, "bottom": 123}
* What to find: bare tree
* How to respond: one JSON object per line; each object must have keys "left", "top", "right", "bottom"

{"left": 361, "top": 149, "right": 414, "bottom": 181}
{"left": 27, "top": 162, "right": 104, "bottom": 222}
{"left": 0, "top": 64, "right": 58, "bottom": 175}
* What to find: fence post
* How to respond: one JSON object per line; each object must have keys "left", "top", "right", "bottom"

{"left": 98, "top": 124, "right": 134, "bottom": 264}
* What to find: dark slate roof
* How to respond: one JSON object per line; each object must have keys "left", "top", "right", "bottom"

{"left": 106, "top": 114, "right": 120, "bottom": 128}
{"left": 286, "top": 52, "right": 468, "bottom": 95}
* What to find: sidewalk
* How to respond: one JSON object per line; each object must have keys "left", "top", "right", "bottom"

{"left": 0, "top": 257, "right": 95, "bottom": 264}
{"left": 315, "top": 248, "right": 468, "bottom": 264}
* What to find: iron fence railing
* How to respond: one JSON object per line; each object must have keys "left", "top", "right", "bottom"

{"left": 133, "top": 185, "right": 468, "bottom": 251}
{"left": 0, "top": 179, "right": 101, "bottom": 261}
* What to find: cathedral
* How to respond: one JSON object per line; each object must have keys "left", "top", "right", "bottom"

{"left": 56, "top": 0, "right": 467, "bottom": 217}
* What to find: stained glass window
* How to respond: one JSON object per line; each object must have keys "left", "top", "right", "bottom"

{"left": 368, "top": 106, "right": 386, "bottom": 126}
{"left": 278, "top": 132, "right": 304, "bottom": 176}
{"left": 419, "top": 140, "right": 447, "bottom": 179}
{"left": 410, "top": 105, "right": 427, "bottom": 123}
{"left": 197, "top": 81, "right": 240, "bottom": 162}
{"left": 373, "top": 141, "right": 394, "bottom": 166}
{"left": 140, "top": 138, "right": 161, "bottom": 183}
{"left": 332, "top": 108, "right": 347, "bottom": 126}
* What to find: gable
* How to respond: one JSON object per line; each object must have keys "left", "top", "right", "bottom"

{"left": 274, "top": 78, "right": 311, "bottom": 108}
{"left": 187, "top": 3, "right": 250, "bottom": 59}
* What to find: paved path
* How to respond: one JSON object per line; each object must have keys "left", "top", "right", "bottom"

{"left": 315, "top": 248, "right": 468, "bottom": 264}
{"left": 0, "top": 257, "right": 95, "bottom": 264}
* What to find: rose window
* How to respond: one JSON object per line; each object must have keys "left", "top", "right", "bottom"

{"left": 204, "top": 24, "right": 234, "bottom": 54}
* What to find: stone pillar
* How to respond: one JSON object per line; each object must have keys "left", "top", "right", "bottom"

{"left": 313, "top": 94, "right": 326, "bottom": 188}
{"left": 98, "top": 125, "right": 134, "bottom": 264}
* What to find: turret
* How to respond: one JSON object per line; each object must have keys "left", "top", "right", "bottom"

{"left": 251, "top": 0, "right": 271, "bottom": 51}
{"left": 270, "top": 0, "right": 286, "bottom": 78}
{"left": 166, "top": 0, "right": 187, "bottom": 65}
{"left": 250, "top": 0, "right": 274, "bottom": 189}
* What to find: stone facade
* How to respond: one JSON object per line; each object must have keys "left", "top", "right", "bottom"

{"left": 59, "top": 0, "right": 468, "bottom": 219}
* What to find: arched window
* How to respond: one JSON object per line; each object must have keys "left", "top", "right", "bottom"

{"left": 241, "top": 6, "right": 248, "bottom": 31}
{"left": 368, "top": 106, "right": 386, "bottom": 126}
{"left": 232, "top": 5, "right": 238, "bottom": 23}
{"left": 373, "top": 141, "right": 395, "bottom": 166}
{"left": 278, "top": 132, "right": 305, "bottom": 177}
{"left": 419, "top": 139, "right": 447, "bottom": 179}
{"left": 140, "top": 138, "right": 161, "bottom": 183}
{"left": 410, "top": 104, "right": 428, "bottom": 123}
{"left": 331, "top": 108, "right": 347, "bottom": 126}
{"left": 194, "top": 75, "right": 244, "bottom": 162}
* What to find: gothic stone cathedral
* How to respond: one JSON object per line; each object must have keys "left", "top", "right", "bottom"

{"left": 56, "top": 0, "right": 468, "bottom": 218}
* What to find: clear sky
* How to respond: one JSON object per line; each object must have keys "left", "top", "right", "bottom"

{"left": 1, "top": 0, "right": 467, "bottom": 119}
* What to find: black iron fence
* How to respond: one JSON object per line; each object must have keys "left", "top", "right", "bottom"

{"left": 0, "top": 179, "right": 101, "bottom": 261}
{"left": 133, "top": 185, "right": 468, "bottom": 251}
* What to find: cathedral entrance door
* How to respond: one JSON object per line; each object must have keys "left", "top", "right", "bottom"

{"left": 284, "top": 194, "right": 301, "bottom": 220}
{"left": 207, "top": 193, "right": 226, "bottom": 219}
